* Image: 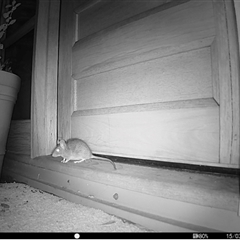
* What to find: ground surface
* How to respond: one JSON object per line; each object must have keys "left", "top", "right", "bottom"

{"left": 0, "top": 182, "right": 149, "bottom": 232}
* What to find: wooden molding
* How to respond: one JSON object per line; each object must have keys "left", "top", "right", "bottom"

{"left": 211, "top": 39, "right": 220, "bottom": 104}
{"left": 31, "top": 0, "right": 60, "bottom": 157}
{"left": 58, "top": 0, "right": 76, "bottom": 140}
{"left": 213, "top": 0, "right": 239, "bottom": 164}
{"left": 225, "top": 0, "right": 240, "bottom": 165}
{"left": 233, "top": 0, "right": 240, "bottom": 217}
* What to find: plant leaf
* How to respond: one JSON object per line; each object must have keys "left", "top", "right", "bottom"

{"left": 9, "top": 19, "right": 16, "bottom": 25}
{"left": 0, "top": 24, "right": 6, "bottom": 31}
{"left": 3, "top": 12, "right": 10, "bottom": 18}
{"left": 0, "top": 32, "right": 4, "bottom": 39}
{"left": 6, "top": 17, "right": 12, "bottom": 23}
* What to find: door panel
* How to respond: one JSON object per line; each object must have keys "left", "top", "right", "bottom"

{"left": 72, "top": 101, "right": 219, "bottom": 163}
{"left": 58, "top": 0, "right": 239, "bottom": 167}
{"left": 75, "top": 48, "right": 212, "bottom": 110}
{"left": 76, "top": 0, "right": 174, "bottom": 40}
{"left": 72, "top": 0, "right": 215, "bottom": 79}
{"left": 71, "top": 0, "right": 219, "bottom": 165}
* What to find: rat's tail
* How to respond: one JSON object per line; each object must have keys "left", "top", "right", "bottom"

{"left": 91, "top": 156, "right": 117, "bottom": 170}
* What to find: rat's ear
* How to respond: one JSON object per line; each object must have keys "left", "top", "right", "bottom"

{"left": 57, "top": 138, "right": 62, "bottom": 145}
{"left": 59, "top": 139, "right": 66, "bottom": 149}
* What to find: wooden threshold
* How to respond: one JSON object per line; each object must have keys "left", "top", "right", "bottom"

{"left": 1, "top": 152, "right": 240, "bottom": 232}
{"left": 96, "top": 154, "right": 240, "bottom": 174}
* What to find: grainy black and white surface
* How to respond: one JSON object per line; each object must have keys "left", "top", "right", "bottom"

{"left": 0, "top": 183, "right": 149, "bottom": 232}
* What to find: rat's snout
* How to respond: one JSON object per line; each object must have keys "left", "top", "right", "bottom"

{"left": 51, "top": 148, "right": 57, "bottom": 157}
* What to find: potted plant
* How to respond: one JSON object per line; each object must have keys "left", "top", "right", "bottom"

{"left": 0, "top": 0, "right": 21, "bottom": 177}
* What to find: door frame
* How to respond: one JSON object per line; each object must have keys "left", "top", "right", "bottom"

{"left": 31, "top": 0, "right": 60, "bottom": 157}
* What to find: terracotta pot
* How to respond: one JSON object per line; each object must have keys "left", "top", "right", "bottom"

{"left": 0, "top": 70, "right": 21, "bottom": 178}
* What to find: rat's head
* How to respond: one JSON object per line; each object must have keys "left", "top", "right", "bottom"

{"left": 52, "top": 139, "right": 67, "bottom": 157}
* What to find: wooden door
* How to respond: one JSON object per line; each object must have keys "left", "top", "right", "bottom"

{"left": 58, "top": 0, "right": 239, "bottom": 168}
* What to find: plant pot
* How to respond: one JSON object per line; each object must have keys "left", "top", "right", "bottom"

{"left": 0, "top": 70, "right": 21, "bottom": 178}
